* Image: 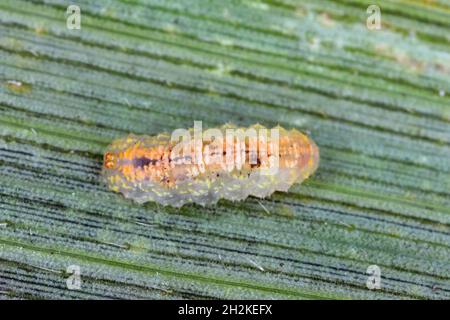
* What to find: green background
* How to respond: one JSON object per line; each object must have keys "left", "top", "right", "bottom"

{"left": 0, "top": 0, "right": 449, "bottom": 299}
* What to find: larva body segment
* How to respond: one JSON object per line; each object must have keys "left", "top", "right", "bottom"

{"left": 101, "top": 124, "right": 319, "bottom": 207}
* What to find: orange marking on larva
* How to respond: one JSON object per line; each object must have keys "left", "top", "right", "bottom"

{"left": 103, "top": 152, "right": 116, "bottom": 169}
{"left": 101, "top": 124, "right": 319, "bottom": 207}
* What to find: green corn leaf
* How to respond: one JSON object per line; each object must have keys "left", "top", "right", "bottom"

{"left": 0, "top": 0, "right": 449, "bottom": 299}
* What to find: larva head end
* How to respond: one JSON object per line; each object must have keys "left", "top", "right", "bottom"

{"left": 103, "top": 152, "right": 117, "bottom": 169}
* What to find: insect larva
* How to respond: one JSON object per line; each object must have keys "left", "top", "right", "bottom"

{"left": 101, "top": 124, "right": 319, "bottom": 207}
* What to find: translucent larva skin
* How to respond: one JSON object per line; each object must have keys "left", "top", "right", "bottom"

{"left": 101, "top": 124, "right": 319, "bottom": 207}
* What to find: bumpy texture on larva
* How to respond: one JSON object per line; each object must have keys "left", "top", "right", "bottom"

{"left": 101, "top": 124, "right": 319, "bottom": 207}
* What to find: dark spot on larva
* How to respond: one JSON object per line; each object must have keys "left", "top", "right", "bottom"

{"left": 134, "top": 157, "right": 157, "bottom": 168}
{"left": 161, "top": 176, "right": 170, "bottom": 183}
{"left": 251, "top": 158, "right": 262, "bottom": 168}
